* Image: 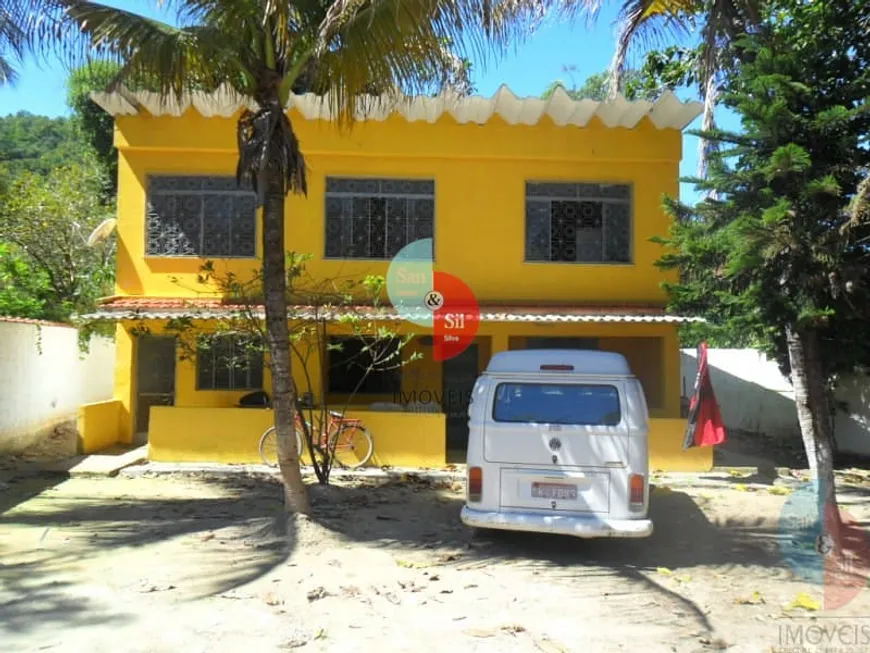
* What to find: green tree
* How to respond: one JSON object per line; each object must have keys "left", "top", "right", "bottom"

{"left": 569, "top": 0, "right": 763, "bottom": 174}
{"left": 0, "top": 159, "right": 115, "bottom": 321}
{"left": 0, "top": 242, "right": 52, "bottom": 318}
{"left": 67, "top": 60, "right": 121, "bottom": 191}
{"left": 35, "top": 0, "right": 542, "bottom": 515}
{"left": 656, "top": 0, "right": 870, "bottom": 554}
{"left": 0, "top": 111, "right": 89, "bottom": 178}
{"left": 541, "top": 66, "right": 663, "bottom": 101}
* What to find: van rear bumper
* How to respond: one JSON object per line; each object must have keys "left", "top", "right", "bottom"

{"left": 460, "top": 506, "right": 653, "bottom": 539}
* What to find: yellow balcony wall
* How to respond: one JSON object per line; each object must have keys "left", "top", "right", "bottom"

{"left": 148, "top": 406, "right": 445, "bottom": 468}
{"left": 77, "top": 399, "right": 122, "bottom": 454}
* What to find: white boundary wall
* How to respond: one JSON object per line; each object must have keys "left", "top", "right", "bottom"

{"left": 0, "top": 319, "right": 115, "bottom": 452}
{"left": 681, "top": 348, "right": 870, "bottom": 456}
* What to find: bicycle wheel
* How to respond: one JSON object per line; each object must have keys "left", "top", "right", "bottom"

{"left": 258, "top": 426, "right": 278, "bottom": 467}
{"left": 259, "top": 425, "right": 306, "bottom": 467}
{"left": 329, "top": 424, "right": 374, "bottom": 469}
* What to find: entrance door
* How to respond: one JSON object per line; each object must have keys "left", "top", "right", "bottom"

{"left": 135, "top": 335, "right": 176, "bottom": 445}
{"left": 443, "top": 344, "right": 479, "bottom": 463}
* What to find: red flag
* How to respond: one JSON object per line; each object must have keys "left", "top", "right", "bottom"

{"left": 682, "top": 342, "right": 727, "bottom": 449}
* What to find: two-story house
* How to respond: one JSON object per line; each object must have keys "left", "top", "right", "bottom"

{"left": 79, "top": 86, "right": 711, "bottom": 471}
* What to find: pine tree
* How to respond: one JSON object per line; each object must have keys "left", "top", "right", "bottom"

{"left": 656, "top": 0, "right": 870, "bottom": 555}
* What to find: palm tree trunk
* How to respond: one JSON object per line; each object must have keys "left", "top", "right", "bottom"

{"left": 786, "top": 325, "right": 841, "bottom": 553}
{"left": 262, "top": 164, "right": 309, "bottom": 515}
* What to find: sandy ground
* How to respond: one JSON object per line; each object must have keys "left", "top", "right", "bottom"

{"left": 2, "top": 471, "right": 870, "bottom": 653}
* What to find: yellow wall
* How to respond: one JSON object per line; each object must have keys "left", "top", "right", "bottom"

{"left": 115, "top": 323, "right": 135, "bottom": 445}
{"left": 113, "top": 111, "right": 680, "bottom": 304}
{"left": 649, "top": 418, "right": 713, "bottom": 472}
{"left": 146, "top": 411, "right": 710, "bottom": 471}
{"left": 148, "top": 406, "right": 445, "bottom": 468}
{"left": 77, "top": 399, "right": 122, "bottom": 454}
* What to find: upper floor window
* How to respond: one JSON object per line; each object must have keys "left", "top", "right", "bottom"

{"left": 324, "top": 177, "right": 434, "bottom": 260}
{"left": 146, "top": 175, "right": 257, "bottom": 258}
{"left": 525, "top": 182, "right": 631, "bottom": 263}
{"left": 196, "top": 334, "right": 264, "bottom": 391}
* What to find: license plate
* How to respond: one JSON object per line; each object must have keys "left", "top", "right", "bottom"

{"left": 531, "top": 482, "right": 577, "bottom": 500}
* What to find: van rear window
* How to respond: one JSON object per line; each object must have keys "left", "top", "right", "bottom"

{"left": 492, "top": 383, "right": 621, "bottom": 426}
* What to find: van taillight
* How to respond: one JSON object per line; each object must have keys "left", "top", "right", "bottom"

{"left": 629, "top": 474, "right": 645, "bottom": 509}
{"left": 468, "top": 467, "right": 483, "bottom": 502}
{"left": 540, "top": 364, "right": 574, "bottom": 371}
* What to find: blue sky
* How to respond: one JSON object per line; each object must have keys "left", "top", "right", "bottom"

{"left": 0, "top": 1, "right": 739, "bottom": 203}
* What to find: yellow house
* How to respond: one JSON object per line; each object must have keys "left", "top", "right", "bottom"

{"left": 79, "top": 86, "right": 711, "bottom": 471}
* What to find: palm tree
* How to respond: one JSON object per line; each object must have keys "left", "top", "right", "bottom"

{"left": 29, "top": 0, "right": 543, "bottom": 515}
{"left": 0, "top": 2, "right": 34, "bottom": 84}
{"left": 571, "top": 0, "right": 763, "bottom": 176}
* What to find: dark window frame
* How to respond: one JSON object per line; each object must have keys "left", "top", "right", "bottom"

{"left": 145, "top": 175, "right": 258, "bottom": 259}
{"left": 323, "top": 176, "right": 435, "bottom": 261}
{"left": 196, "top": 334, "right": 264, "bottom": 391}
{"left": 491, "top": 382, "right": 622, "bottom": 426}
{"left": 524, "top": 181, "right": 633, "bottom": 264}
{"left": 326, "top": 335, "right": 403, "bottom": 395}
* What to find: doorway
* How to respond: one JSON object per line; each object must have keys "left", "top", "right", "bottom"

{"left": 135, "top": 335, "right": 177, "bottom": 445}
{"left": 443, "top": 343, "right": 479, "bottom": 463}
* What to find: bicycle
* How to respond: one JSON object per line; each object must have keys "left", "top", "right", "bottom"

{"left": 258, "top": 409, "right": 374, "bottom": 470}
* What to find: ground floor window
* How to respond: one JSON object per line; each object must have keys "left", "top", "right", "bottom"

{"left": 327, "top": 336, "right": 402, "bottom": 395}
{"left": 196, "top": 334, "right": 264, "bottom": 390}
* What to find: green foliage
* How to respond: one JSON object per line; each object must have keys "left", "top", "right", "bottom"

{"left": 635, "top": 45, "right": 702, "bottom": 97}
{"left": 67, "top": 60, "right": 122, "bottom": 191}
{"left": 0, "top": 111, "right": 89, "bottom": 178}
{"left": 0, "top": 242, "right": 50, "bottom": 318}
{"left": 656, "top": 0, "right": 870, "bottom": 379}
{"left": 541, "top": 67, "right": 662, "bottom": 101}
{"left": 0, "top": 159, "right": 116, "bottom": 322}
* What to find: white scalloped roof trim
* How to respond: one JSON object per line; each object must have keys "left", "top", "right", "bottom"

{"left": 79, "top": 308, "right": 705, "bottom": 324}
{"left": 91, "top": 84, "right": 702, "bottom": 130}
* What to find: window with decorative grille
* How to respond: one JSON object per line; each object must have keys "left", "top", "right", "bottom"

{"left": 196, "top": 335, "right": 264, "bottom": 391}
{"left": 324, "top": 177, "right": 435, "bottom": 259}
{"left": 525, "top": 182, "right": 632, "bottom": 263}
{"left": 146, "top": 175, "right": 257, "bottom": 257}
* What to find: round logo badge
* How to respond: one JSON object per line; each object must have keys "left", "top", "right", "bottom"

{"left": 778, "top": 478, "right": 870, "bottom": 610}
{"left": 387, "top": 238, "right": 479, "bottom": 360}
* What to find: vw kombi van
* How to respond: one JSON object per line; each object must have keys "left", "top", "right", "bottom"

{"left": 460, "top": 349, "right": 653, "bottom": 538}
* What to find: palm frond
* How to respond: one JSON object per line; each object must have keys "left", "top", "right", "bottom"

{"left": 608, "top": 0, "right": 697, "bottom": 99}
{"left": 310, "top": 0, "right": 547, "bottom": 123}
{"left": 31, "top": 1, "right": 252, "bottom": 99}
{"left": 0, "top": 0, "right": 44, "bottom": 85}
{"left": 0, "top": 55, "right": 16, "bottom": 85}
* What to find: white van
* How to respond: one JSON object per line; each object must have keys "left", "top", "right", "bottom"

{"left": 460, "top": 349, "right": 653, "bottom": 539}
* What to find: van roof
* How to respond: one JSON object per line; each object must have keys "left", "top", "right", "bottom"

{"left": 484, "top": 349, "right": 632, "bottom": 376}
